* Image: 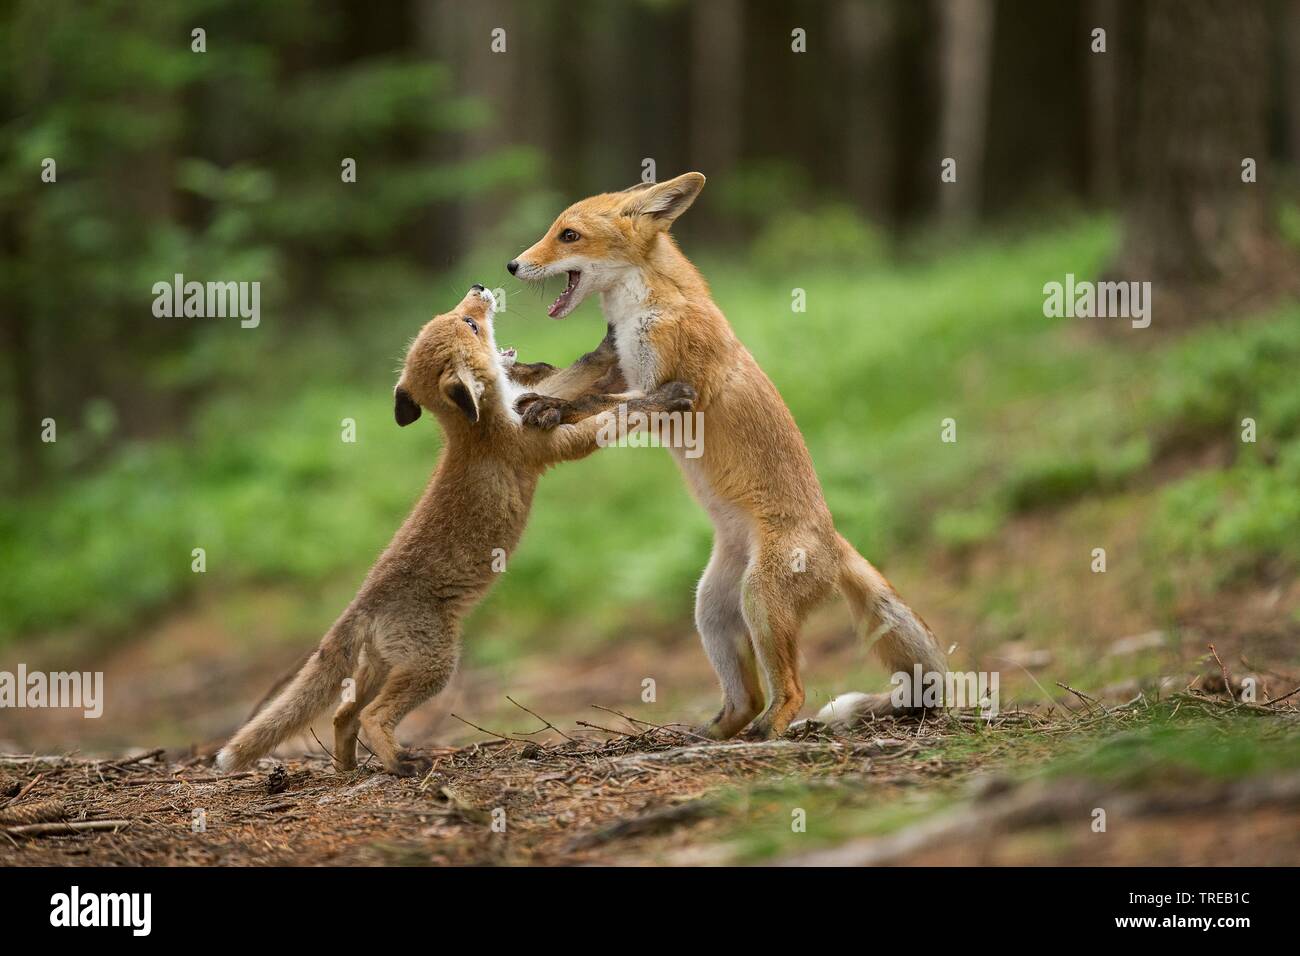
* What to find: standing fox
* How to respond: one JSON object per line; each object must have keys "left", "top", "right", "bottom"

{"left": 507, "top": 173, "right": 948, "bottom": 739}
{"left": 217, "top": 286, "right": 694, "bottom": 776}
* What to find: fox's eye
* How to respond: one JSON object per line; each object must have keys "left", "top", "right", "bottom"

{"left": 559, "top": 228, "right": 580, "bottom": 243}
{"left": 463, "top": 316, "right": 479, "bottom": 334}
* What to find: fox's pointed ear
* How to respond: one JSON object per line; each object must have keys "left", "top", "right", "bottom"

{"left": 621, "top": 172, "right": 705, "bottom": 226}
{"left": 394, "top": 386, "right": 421, "bottom": 426}
{"left": 440, "top": 364, "right": 481, "bottom": 424}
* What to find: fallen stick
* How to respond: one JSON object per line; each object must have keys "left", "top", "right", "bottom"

{"left": 564, "top": 798, "right": 720, "bottom": 853}
{"left": 608, "top": 738, "right": 909, "bottom": 769}
{"left": 0, "top": 755, "right": 78, "bottom": 768}
{"left": 1265, "top": 684, "right": 1300, "bottom": 707}
{"left": 98, "top": 748, "right": 166, "bottom": 771}
{"left": 4, "top": 819, "right": 132, "bottom": 839}
{"left": 576, "top": 719, "right": 640, "bottom": 738}
{"left": 168, "top": 771, "right": 256, "bottom": 785}
{"left": 589, "top": 705, "right": 714, "bottom": 744}
{"left": 1056, "top": 681, "right": 1105, "bottom": 715}
{"left": 5, "top": 772, "right": 43, "bottom": 808}
{"left": 780, "top": 771, "right": 1300, "bottom": 867}
{"left": 1208, "top": 643, "right": 1236, "bottom": 703}
{"left": 507, "top": 695, "right": 576, "bottom": 742}
{"left": 447, "top": 712, "right": 532, "bottom": 744}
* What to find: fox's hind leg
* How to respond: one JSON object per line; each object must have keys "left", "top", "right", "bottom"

{"left": 692, "top": 535, "right": 764, "bottom": 739}
{"left": 331, "top": 650, "right": 383, "bottom": 771}
{"left": 738, "top": 540, "right": 836, "bottom": 739}
{"left": 359, "top": 635, "right": 458, "bottom": 777}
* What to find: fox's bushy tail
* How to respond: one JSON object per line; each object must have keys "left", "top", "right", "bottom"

{"left": 816, "top": 536, "right": 948, "bottom": 728}
{"left": 216, "top": 618, "right": 362, "bottom": 772}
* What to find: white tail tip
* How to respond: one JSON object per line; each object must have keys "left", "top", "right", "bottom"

{"left": 815, "top": 692, "right": 877, "bottom": 728}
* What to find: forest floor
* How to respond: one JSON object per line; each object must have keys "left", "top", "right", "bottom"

{"left": 4, "top": 489, "right": 1299, "bottom": 865}
{"left": 5, "top": 499, "right": 1300, "bottom": 869}
{"left": 4, "top": 477, "right": 1300, "bottom": 865}
{"left": 3, "top": 694, "right": 1299, "bottom": 866}
{"left": 5, "top": 257, "right": 1300, "bottom": 865}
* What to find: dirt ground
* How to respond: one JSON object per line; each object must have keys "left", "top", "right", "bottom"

{"left": 0, "top": 728, "right": 898, "bottom": 866}
{"left": 3, "top": 494, "right": 1298, "bottom": 867}
{"left": 3, "top": 697, "right": 1298, "bottom": 867}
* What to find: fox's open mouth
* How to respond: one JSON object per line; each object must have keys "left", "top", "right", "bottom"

{"left": 548, "top": 270, "right": 582, "bottom": 318}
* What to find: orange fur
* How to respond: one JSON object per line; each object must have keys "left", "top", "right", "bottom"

{"left": 218, "top": 288, "right": 695, "bottom": 774}
{"left": 509, "top": 174, "right": 948, "bottom": 737}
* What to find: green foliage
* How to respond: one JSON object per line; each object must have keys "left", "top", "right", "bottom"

{"left": 0, "top": 0, "right": 535, "bottom": 486}
{"left": 721, "top": 779, "right": 954, "bottom": 863}
{"left": 712, "top": 158, "right": 815, "bottom": 224}
{"left": 3, "top": 218, "right": 1299, "bottom": 653}
{"left": 1153, "top": 314, "right": 1300, "bottom": 452}
{"left": 718, "top": 711, "right": 1297, "bottom": 863}
{"left": 1047, "top": 712, "right": 1300, "bottom": 784}
{"left": 1158, "top": 446, "right": 1300, "bottom": 575}
{"left": 1004, "top": 439, "right": 1149, "bottom": 513}
{"left": 0, "top": 219, "right": 1106, "bottom": 645}
{"left": 932, "top": 506, "right": 1005, "bottom": 552}
{"left": 1279, "top": 200, "right": 1300, "bottom": 250}
{"left": 716, "top": 159, "right": 888, "bottom": 272}
{"left": 750, "top": 203, "right": 887, "bottom": 274}
{"left": 1150, "top": 309, "right": 1300, "bottom": 576}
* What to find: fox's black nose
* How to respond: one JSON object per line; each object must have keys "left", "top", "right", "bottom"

{"left": 470, "top": 284, "right": 485, "bottom": 292}
{"left": 506, "top": 259, "right": 519, "bottom": 276}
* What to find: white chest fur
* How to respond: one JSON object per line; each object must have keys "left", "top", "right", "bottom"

{"left": 602, "top": 275, "right": 660, "bottom": 392}
{"left": 613, "top": 312, "right": 661, "bottom": 392}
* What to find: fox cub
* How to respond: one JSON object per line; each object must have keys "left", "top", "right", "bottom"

{"left": 217, "top": 286, "right": 694, "bottom": 776}
{"left": 507, "top": 174, "right": 948, "bottom": 738}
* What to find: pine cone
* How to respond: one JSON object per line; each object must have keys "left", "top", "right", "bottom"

{"left": 0, "top": 799, "right": 68, "bottom": 827}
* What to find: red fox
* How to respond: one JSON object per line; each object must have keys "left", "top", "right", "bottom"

{"left": 506, "top": 174, "right": 948, "bottom": 738}
{"left": 217, "top": 286, "right": 694, "bottom": 775}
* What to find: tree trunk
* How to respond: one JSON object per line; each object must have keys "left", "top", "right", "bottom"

{"left": 689, "top": 0, "right": 743, "bottom": 180}
{"left": 2, "top": 213, "right": 41, "bottom": 489}
{"left": 1085, "top": 0, "right": 1120, "bottom": 202}
{"left": 419, "top": 0, "right": 515, "bottom": 257}
{"left": 935, "top": 0, "right": 996, "bottom": 225}
{"left": 1284, "top": 0, "right": 1300, "bottom": 166}
{"left": 835, "top": 0, "right": 895, "bottom": 225}
{"left": 1115, "top": 0, "right": 1294, "bottom": 317}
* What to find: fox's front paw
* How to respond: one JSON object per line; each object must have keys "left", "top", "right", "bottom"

{"left": 516, "top": 393, "right": 570, "bottom": 429}
{"left": 652, "top": 381, "right": 697, "bottom": 413}
{"left": 497, "top": 346, "right": 517, "bottom": 366}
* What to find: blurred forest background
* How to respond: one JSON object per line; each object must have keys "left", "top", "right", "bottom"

{"left": 2, "top": 0, "right": 1300, "bottom": 752}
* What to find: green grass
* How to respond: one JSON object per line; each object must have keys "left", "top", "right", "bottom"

{"left": 3, "top": 216, "right": 1299, "bottom": 655}
{"left": 1047, "top": 712, "right": 1300, "bottom": 784}
{"left": 718, "top": 779, "right": 956, "bottom": 863}
{"left": 716, "top": 708, "right": 1300, "bottom": 863}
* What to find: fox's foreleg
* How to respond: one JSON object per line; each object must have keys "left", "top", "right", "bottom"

{"left": 505, "top": 360, "right": 560, "bottom": 387}
{"left": 523, "top": 382, "right": 695, "bottom": 465}
{"left": 513, "top": 326, "right": 628, "bottom": 424}
{"left": 516, "top": 388, "right": 639, "bottom": 429}
{"left": 502, "top": 324, "right": 620, "bottom": 392}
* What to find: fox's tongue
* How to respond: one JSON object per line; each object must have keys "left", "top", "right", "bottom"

{"left": 548, "top": 270, "right": 581, "bottom": 318}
